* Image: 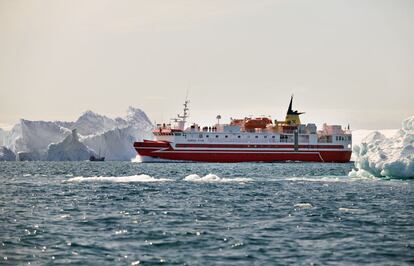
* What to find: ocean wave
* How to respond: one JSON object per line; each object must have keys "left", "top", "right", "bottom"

{"left": 282, "top": 176, "right": 353, "bottom": 183}
{"left": 183, "top": 174, "right": 252, "bottom": 183}
{"left": 64, "top": 174, "right": 172, "bottom": 183}
{"left": 339, "top": 207, "right": 361, "bottom": 213}
{"left": 294, "top": 203, "right": 313, "bottom": 208}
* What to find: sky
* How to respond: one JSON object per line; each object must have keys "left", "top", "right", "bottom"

{"left": 0, "top": 0, "right": 413, "bottom": 130}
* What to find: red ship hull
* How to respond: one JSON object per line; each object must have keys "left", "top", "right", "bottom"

{"left": 134, "top": 140, "right": 352, "bottom": 163}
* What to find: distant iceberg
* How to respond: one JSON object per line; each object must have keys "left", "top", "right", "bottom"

{"left": 0, "top": 107, "right": 153, "bottom": 161}
{"left": 349, "top": 116, "right": 414, "bottom": 179}
{"left": 0, "top": 146, "right": 16, "bottom": 161}
{"left": 47, "top": 129, "right": 94, "bottom": 161}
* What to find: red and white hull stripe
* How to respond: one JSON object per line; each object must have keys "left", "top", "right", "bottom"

{"left": 134, "top": 140, "right": 352, "bottom": 163}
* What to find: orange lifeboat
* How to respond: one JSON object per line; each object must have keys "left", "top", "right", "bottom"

{"left": 230, "top": 119, "right": 245, "bottom": 126}
{"left": 244, "top": 117, "right": 272, "bottom": 130}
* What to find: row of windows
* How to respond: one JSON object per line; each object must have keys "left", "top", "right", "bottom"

{"left": 198, "top": 134, "right": 279, "bottom": 139}
{"left": 336, "top": 136, "right": 351, "bottom": 141}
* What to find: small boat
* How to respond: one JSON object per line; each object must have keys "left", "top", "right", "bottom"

{"left": 90, "top": 147, "right": 105, "bottom": 161}
{"left": 89, "top": 155, "right": 105, "bottom": 161}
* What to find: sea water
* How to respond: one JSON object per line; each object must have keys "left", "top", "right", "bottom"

{"left": 0, "top": 162, "right": 413, "bottom": 265}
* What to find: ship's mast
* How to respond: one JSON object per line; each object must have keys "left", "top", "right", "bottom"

{"left": 177, "top": 99, "right": 189, "bottom": 123}
{"left": 174, "top": 97, "right": 190, "bottom": 130}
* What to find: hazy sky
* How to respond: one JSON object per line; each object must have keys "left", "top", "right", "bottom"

{"left": 0, "top": 0, "right": 413, "bottom": 130}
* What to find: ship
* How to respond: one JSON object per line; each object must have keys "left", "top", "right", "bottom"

{"left": 134, "top": 96, "right": 352, "bottom": 163}
{"left": 89, "top": 147, "right": 105, "bottom": 161}
{"left": 89, "top": 155, "right": 105, "bottom": 162}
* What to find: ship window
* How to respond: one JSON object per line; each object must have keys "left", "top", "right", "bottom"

{"left": 216, "top": 135, "right": 219, "bottom": 138}
{"left": 238, "top": 135, "right": 241, "bottom": 138}
{"left": 225, "top": 135, "right": 228, "bottom": 138}
{"left": 264, "top": 136, "right": 267, "bottom": 138}
{"left": 206, "top": 135, "right": 209, "bottom": 138}
{"left": 272, "top": 136, "right": 275, "bottom": 139}
{"left": 255, "top": 136, "right": 258, "bottom": 138}
{"left": 199, "top": 134, "right": 203, "bottom": 138}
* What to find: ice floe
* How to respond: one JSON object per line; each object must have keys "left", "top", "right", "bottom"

{"left": 350, "top": 116, "right": 414, "bottom": 179}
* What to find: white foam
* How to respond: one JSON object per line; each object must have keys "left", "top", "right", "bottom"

{"left": 183, "top": 174, "right": 252, "bottom": 183}
{"left": 339, "top": 207, "right": 361, "bottom": 213}
{"left": 294, "top": 203, "right": 313, "bottom": 208}
{"left": 64, "top": 174, "right": 172, "bottom": 183}
{"left": 282, "top": 176, "right": 352, "bottom": 183}
{"left": 131, "top": 155, "right": 182, "bottom": 163}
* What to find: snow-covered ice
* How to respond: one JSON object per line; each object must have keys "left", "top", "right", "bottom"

{"left": 0, "top": 146, "right": 16, "bottom": 161}
{"left": 0, "top": 107, "right": 153, "bottom": 161}
{"left": 47, "top": 129, "right": 94, "bottom": 161}
{"left": 349, "top": 116, "right": 414, "bottom": 179}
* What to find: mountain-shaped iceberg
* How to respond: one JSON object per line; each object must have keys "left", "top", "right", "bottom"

{"left": 0, "top": 107, "right": 153, "bottom": 161}
{"left": 0, "top": 146, "right": 16, "bottom": 161}
{"left": 47, "top": 129, "right": 94, "bottom": 161}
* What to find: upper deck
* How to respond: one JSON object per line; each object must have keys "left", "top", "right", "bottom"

{"left": 152, "top": 96, "right": 352, "bottom": 149}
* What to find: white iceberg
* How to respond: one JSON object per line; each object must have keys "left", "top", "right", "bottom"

{"left": 80, "top": 107, "right": 153, "bottom": 161}
{"left": 71, "top": 111, "right": 119, "bottom": 136}
{"left": 0, "top": 146, "right": 16, "bottom": 161}
{"left": 83, "top": 126, "right": 142, "bottom": 161}
{"left": 0, "top": 107, "right": 153, "bottom": 161}
{"left": 0, "top": 128, "right": 5, "bottom": 146}
{"left": 4, "top": 120, "right": 71, "bottom": 160}
{"left": 47, "top": 129, "right": 94, "bottom": 161}
{"left": 350, "top": 116, "right": 414, "bottom": 179}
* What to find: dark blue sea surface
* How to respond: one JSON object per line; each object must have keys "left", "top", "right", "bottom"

{"left": 0, "top": 162, "right": 413, "bottom": 265}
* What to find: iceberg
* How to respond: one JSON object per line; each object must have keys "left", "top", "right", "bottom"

{"left": 0, "top": 107, "right": 153, "bottom": 161}
{"left": 4, "top": 120, "right": 71, "bottom": 160}
{"left": 0, "top": 129, "right": 5, "bottom": 146}
{"left": 47, "top": 129, "right": 94, "bottom": 161}
{"left": 72, "top": 111, "right": 119, "bottom": 136}
{"left": 350, "top": 116, "right": 414, "bottom": 179}
{"left": 83, "top": 126, "right": 145, "bottom": 161}
{"left": 0, "top": 146, "right": 16, "bottom": 161}
{"left": 81, "top": 107, "right": 153, "bottom": 161}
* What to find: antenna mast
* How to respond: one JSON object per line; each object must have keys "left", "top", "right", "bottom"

{"left": 175, "top": 92, "right": 190, "bottom": 130}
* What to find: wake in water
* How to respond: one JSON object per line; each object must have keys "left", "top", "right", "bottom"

{"left": 282, "top": 176, "right": 357, "bottom": 183}
{"left": 63, "top": 174, "right": 380, "bottom": 184}
{"left": 183, "top": 174, "right": 253, "bottom": 183}
{"left": 64, "top": 174, "right": 172, "bottom": 183}
{"left": 63, "top": 173, "right": 252, "bottom": 183}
